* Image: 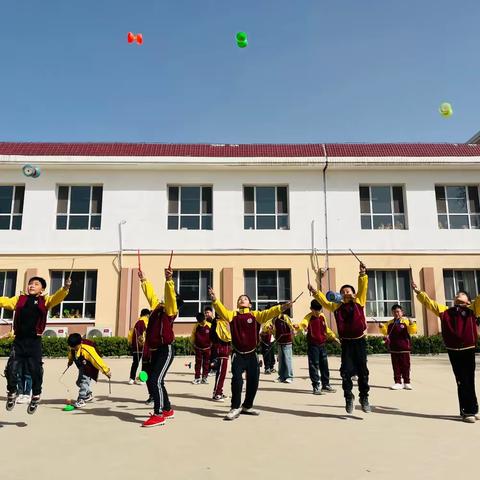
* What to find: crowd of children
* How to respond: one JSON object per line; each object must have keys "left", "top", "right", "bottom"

{"left": 1, "top": 259, "right": 480, "bottom": 426}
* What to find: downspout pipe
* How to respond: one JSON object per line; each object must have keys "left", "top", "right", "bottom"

{"left": 321, "top": 144, "right": 330, "bottom": 291}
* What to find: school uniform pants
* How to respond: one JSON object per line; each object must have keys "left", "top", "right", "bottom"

{"left": 147, "top": 345, "right": 174, "bottom": 415}
{"left": 307, "top": 343, "right": 330, "bottom": 388}
{"left": 277, "top": 343, "right": 294, "bottom": 381}
{"left": 231, "top": 351, "right": 259, "bottom": 409}
{"left": 141, "top": 359, "right": 153, "bottom": 399}
{"left": 213, "top": 344, "right": 231, "bottom": 397}
{"left": 129, "top": 351, "right": 142, "bottom": 381}
{"left": 390, "top": 352, "right": 411, "bottom": 384}
{"left": 447, "top": 348, "right": 478, "bottom": 417}
{"left": 76, "top": 369, "right": 92, "bottom": 400}
{"left": 340, "top": 337, "right": 370, "bottom": 401}
{"left": 194, "top": 347, "right": 211, "bottom": 379}
{"left": 6, "top": 337, "right": 43, "bottom": 396}
{"left": 260, "top": 342, "right": 276, "bottom": 371}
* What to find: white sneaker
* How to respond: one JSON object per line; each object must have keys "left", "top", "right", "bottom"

{"left": 463, "top": 416, "right": 476, "bottom": 423}
{"left": 273, "top": 378, "right": 282, "bottom": 383}
{"left": 283, "top": 378, "right": 293, "bottom": 384}
{"left": 17, "top": 394, "right": 30, "bottom": 404}
{"left": 192, "top": 378, "right": 201, "bottom": 385}
{"left": 224, "top": 408, "right": 242, "bottom": 421}
{"left": 74, "top": 399, "right": 86, "bottom": 409}
{"left": 241, "top": 407, "right": 260, "bottom": 416}
{"left": 201, "top": 377, "right": 209, "bottom": 384}
{"left": 390, "top": 383, "right": 403, "bottom": 390}
{"left": 404, "top": 383, "right": 413, "bottom": 390}
{"left": 128, "top": 379, "right": 135, "bottom": 385}
{"left": 212, "top": 394, "right": 226, "bottom": 402}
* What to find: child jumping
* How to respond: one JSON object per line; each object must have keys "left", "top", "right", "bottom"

{"left": 67, "top": 333, "right": 111, "bottom": 408}
{"left": 378, "top": 304, "right": 417, "bottom": 390}
{"left": 309, "top": 262, "right": 371, "bottom": 413}
{"left": 139, "top": 266, "right": 178, "bottom": 428}
{"left": 413, "top": 281, "right": 480, "bottom": 423}
{"left": 2, "top": 275, "right": 70, "bottom": 414}
{"left": 208, "top": 287, "right": 292, "bottom": 421}
{"left": 191, "top": 312, "right": 212, "bottom": 384}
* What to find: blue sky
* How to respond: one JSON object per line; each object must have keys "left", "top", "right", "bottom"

{"left": 0, "top": 0, "right": 479, "bottom": 143}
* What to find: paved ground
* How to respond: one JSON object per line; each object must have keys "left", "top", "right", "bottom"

{"left": 0, "top": 354, "right": 478, "bottom": 480}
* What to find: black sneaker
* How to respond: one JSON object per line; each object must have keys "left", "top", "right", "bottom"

{"left": 345, "top": 395, "right": 354, "bottom": 414}
{"left": 360, "top": 398, "right": 371, "bottom": 413}
{"left": 27, "top": 395, "right": 41, "bottom": 415}
{"left": 313, "top": 386, "right": 324, "bottom": 395}
{"left": 145, "top": 396, "right": 153, "bottom": 405}
{"left": 6, "top": 393, "right": 17, "bottom": 411}
{"left": 321, "top": 385, "right": 336, "bottom": 393}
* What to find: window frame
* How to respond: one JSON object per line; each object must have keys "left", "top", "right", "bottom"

{"left": 435, "top": 185, "right": 480, "bottom": 230}
{"left": 0, "top": 185, "right": 25, "bottom": 230}
{"left": 243, "top": 185, "right": 290, "bottom": 231}
{"left": 366, "top": 269, "right": 413, "bottom": 320}
{"left": 243, "top": 269, "right": 292, "bottom": 312}
{"left": 172, "top": 269, "right": 213, "bottom": 322}
{"left": 56, "top": 185, "right": 103, "bottom": 231}
{"left": 167, "top": 185, "right": 213, "bottom": 231}
{"left": 48, "top": 270, "right": 97, "bottom": 323}
{"left": 443, "top": 269, "right": 480, "bottom": 307}
{"left": 359, "top": 185, "right": 407, "bottom": 230}
{"left": 0, "top": 270, "right": 17, "bottom": 322}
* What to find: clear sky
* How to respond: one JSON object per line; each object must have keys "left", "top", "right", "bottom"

{"left": 0, "top": 0, "right": 479, "bottom": 144}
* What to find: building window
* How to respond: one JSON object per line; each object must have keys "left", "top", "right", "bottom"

{"left": 56, "top": 186, "right": 103, "bottom": 230}
{"left": 173, "top": 270, "right": 212, "bottom": 318}
{"left": 50, "top": 271, "right": 97, "bottom": 320}
{"left": 244, "top": 270, "right": 291, "bottom": 311}
{"left": 443, "top": 269, "right": 480, "bottom": 306}
{"left": 243, "top": 186, "right": 289, "bottom": 230}
{"left": 0, "top": 271, "right": 17, "bottom": 321}
{"left": 0, "top": 186, "right": 25, "bottom": 230}
{"left": 359, "top": 185, "right": 406, "bottom": 230}
{"left": 366, "top": 270, "right": 412, "bottom": 317}
{"left": 435, "top": 186, "right": 480, "bottom": 229}
{"left": 168, "top": 186, "right": 212, "bottom": 230}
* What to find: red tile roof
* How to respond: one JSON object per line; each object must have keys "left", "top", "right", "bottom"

{"left": 0, "top": 142, "right": 479, "bottom": 157}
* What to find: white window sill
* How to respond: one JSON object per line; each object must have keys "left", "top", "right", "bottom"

{"left": 48, "top": 318, "right": 96, "bottom": 324}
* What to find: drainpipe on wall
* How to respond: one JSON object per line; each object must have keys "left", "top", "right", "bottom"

{"left": 321, "top": 144, "right": 330, "bottom": 291}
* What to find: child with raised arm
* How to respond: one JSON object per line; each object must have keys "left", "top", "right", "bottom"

{"left": 295, "top": 299, "right": 338, "bottom": 395}
{"left": 378, "top": 304, "right": 417, "bottom": 390}
{"left": 308, "top": 262, "right": 371, "bottom": 413}
{"left": 138, "top": 267, "right": 178, "bottom": 428}
{"left": 1, "top": 275, "right": 70, "bottom": 414}
{"left": 413, "top": 281, "right": 480, "bottom": 423}
{"left": 127, "top": 308, "right": 150, "bottom": 385}
{"left": 208, "top": 287, "right": 292, "bottom": 421}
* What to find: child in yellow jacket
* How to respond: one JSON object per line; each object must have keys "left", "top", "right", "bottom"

{"left": 378, "top": 304, "right": 417, "bottom": 390}
{"left": 67, "top": 333, "right": 111, "bottom": 408}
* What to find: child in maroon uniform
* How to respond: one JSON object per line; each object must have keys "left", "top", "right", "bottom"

{"left": 309, "top": 262, "right": 371, "bottom": 414}
{"left": 414, "top": 281, "right": 480, "bottom": 423}
{"left": 191, "top": 312, "right": 212, "bottom": 384}
{"left": 378, "top": 304, "right": 417, "bottom": 390}
{"left": 138, "top": 267, "right": 178, "bottom": 428}
{"left": 209, "top": 287, "right": 292, "bottom": 421}
{"left": 209, "top": 312, "right": 232, "bottom": 402}
{"left": 127, "top": 308, "right": 150, "bottom": 385}
{"left": 272, "top": 311, "right": 295, "bottom": 383}
{"left": 260, "top": 322, "right": 276, "bottom": 374}
{"left": 1, "top": 276, "right": 70, "bottom": 414}
{"left": 205, "top": 306, "right": 217, "bottom": 376}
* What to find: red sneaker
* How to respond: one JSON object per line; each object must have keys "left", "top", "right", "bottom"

{"left": 142, "top": 413, "right": 165, "bottom": 428}
{"left": 163, "top": 409, "right": 175, "bottom": 419}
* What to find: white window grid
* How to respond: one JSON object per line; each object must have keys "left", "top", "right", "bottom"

{"left": 436, "top": 185, "right": 480, "bottom": 230}
{"left": 49, "top": 270, "right": 97, "bottom": 322}
{"left": 243, "top": 186, "right": 289, "bottom": 230}
{"left": 173, "top": 269, "right": 213, "bottom": 322}
{"left": 57, "top": 185, "right": 102, "bottom": 230}
{"left": 443, "top": 269, "right": 480, "bottom": 307}
{"left": 366, "top": 269, "right": 413, "bottom": 319}
{"left": 244, "top": 269, "right": 291, "bottom": 311}
{"left": 0, "top": 185, "right": 24, "bottom": 230}
{"left": 360, "top": 185, "right": 406, "bottom": 230}
{"left": 0, "top": 270, "right": 17, "bottom": 322}
{"left": 167, "top": 185, "right": 213, "bottom": 230}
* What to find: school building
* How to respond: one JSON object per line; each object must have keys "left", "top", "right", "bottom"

{"left": 1, "top": 142, "right": 480, "bottom": 338}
